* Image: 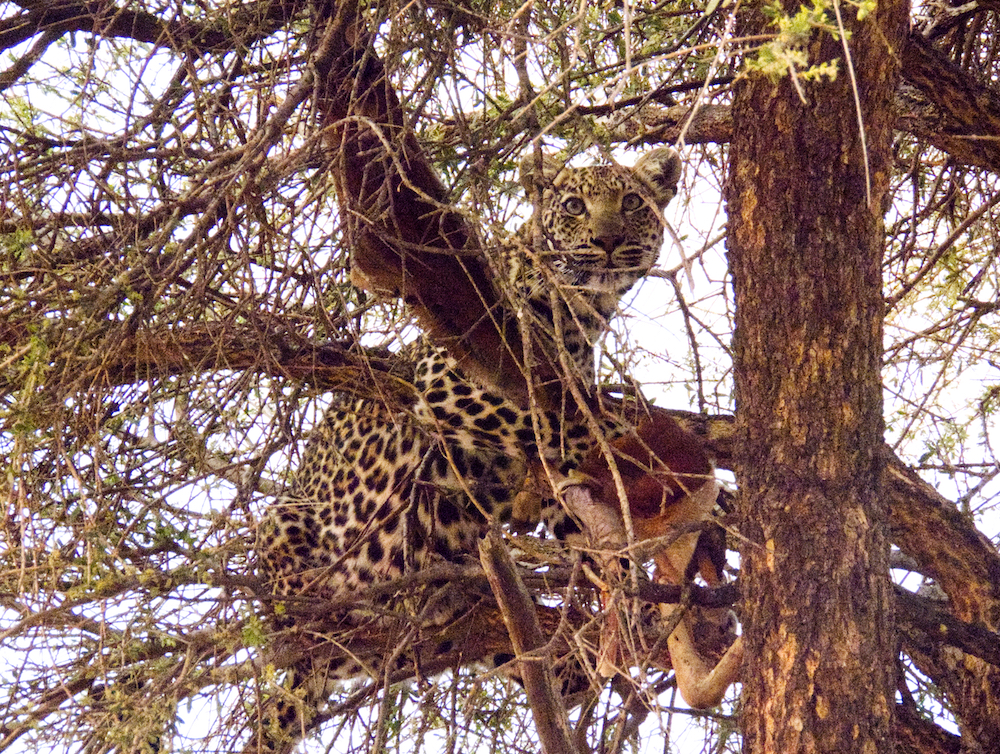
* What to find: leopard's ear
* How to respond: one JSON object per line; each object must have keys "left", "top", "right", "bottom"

{"left": 519, "top": 152, "right": 565, "bottom": 192}
{"left": 632, "top": 147, "right": 682, "bottom": 209}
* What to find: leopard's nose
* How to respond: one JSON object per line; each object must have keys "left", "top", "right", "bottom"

{"left": 591, "top": 234, "right": 625, "bottom": 254}
{"left": 591, "top": 211, "right": 625, "bottom": 255}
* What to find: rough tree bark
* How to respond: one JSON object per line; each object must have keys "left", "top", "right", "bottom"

{"left": 727, "top": 0, "right": 909, "bottom": 752}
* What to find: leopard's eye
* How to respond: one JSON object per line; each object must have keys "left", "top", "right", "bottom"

{"left": 621, "top": 192, "right": 644, "bottom": 211}
{"left": 562, "top": 196, "right": 586, "bottom": 216}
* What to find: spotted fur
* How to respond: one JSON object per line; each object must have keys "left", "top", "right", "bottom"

{"left": 254, "top": 147, "right": 682, "bottom": 751}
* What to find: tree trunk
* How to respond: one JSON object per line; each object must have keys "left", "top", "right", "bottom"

{"left": 727, "top": 1, "right": 908, "bottom": 752}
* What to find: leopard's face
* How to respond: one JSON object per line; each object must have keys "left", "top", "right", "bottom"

{"left": 536, "top": 162, "right": 675, "bottom": 296}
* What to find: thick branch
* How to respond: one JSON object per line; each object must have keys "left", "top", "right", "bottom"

{"left": 479, "top": 529, "right": 582, "bottom": 754}
{"left": 306, "top": 0, "right": 554, "bottom": 407}
{"left": 0, "top": 321, "right": 409, "bottom": 398}
{"left": 892, "top": 703, "right": 963, "bottom": 754}
{"left": 0, "top": 0, "right": 297, "bottom": 55}
{"left": 899, "top": 32, "right": 1000, "bottom": 170}
{"left": 895, "top": 586, "right": 1000, "bottom": 667}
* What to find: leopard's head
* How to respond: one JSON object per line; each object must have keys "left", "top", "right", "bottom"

{"left": 518, "top": 147, "right": 682, "bottom": 299}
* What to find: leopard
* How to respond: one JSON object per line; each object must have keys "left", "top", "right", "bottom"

{"left": 253, "top": 146, "right": 682, "bottom": 752}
